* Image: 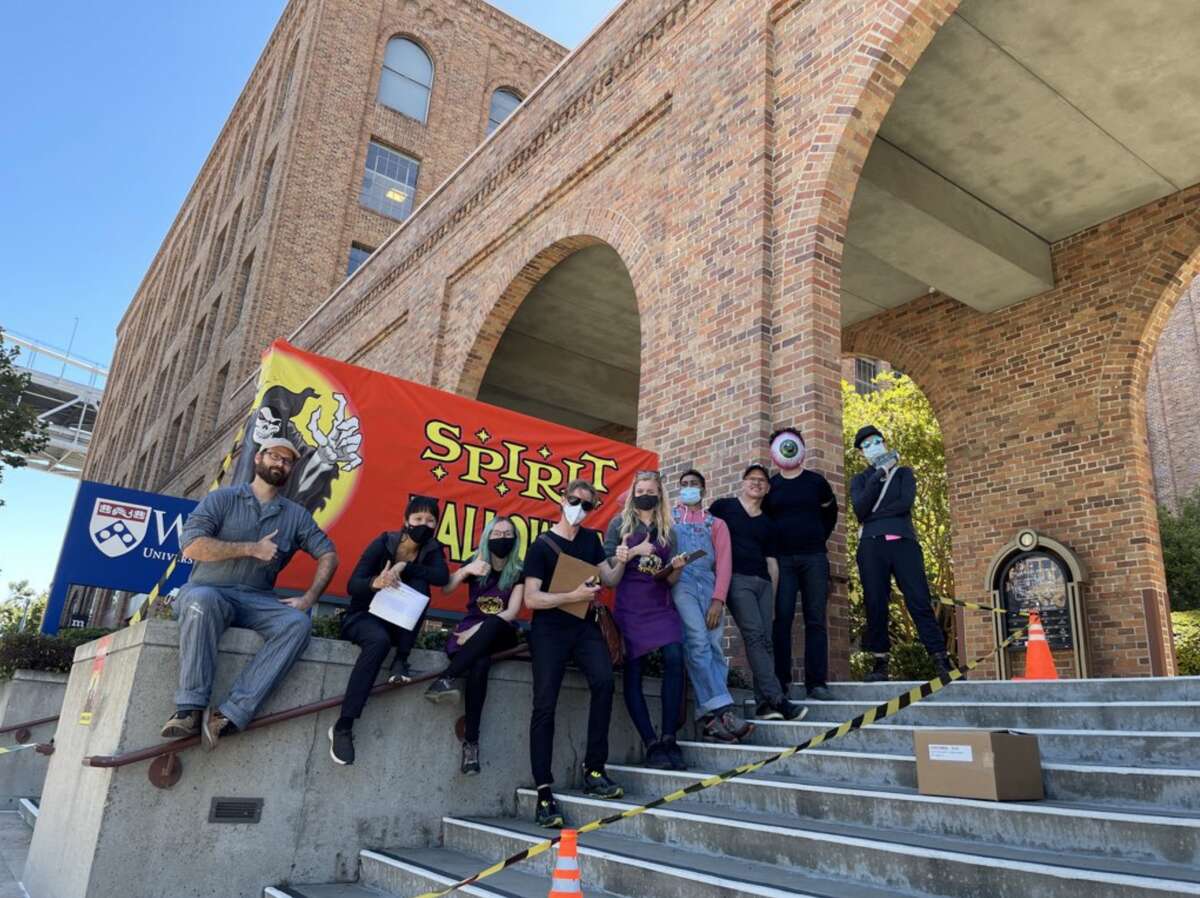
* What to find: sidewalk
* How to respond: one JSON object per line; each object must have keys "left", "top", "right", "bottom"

{"left": 0, "top": 812, "right": 31, "bottom": 898}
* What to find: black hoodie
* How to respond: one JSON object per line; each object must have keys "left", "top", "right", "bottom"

{"left": 346, "top": 529, "right": 450, "bottom": 613}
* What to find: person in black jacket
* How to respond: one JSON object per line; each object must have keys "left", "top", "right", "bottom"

{"left": 328, "top": 495, "right": 449, "bottom": 765}
{"left": 850, "top": 425, "right": 950, "bottom": 682}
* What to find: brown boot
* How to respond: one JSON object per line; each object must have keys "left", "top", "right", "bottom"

{"left": 160, "top": 710, "right": 201, "bottom": 739}
{"left": 201, "top": 708, "right": 237, "bottom": 752}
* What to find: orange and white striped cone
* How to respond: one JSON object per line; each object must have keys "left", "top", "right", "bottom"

{"left": 1014, "top": 609, "right": 1058, "bottom": 680}
{"left": 547, "top": 828, "right": 583, "bottom": 897}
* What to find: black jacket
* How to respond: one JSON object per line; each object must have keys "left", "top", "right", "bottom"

{"left": 347, "top": 530, "right": 450, "bottom": 614}
{"left": 850, "top": 465, "right": 918, "bottom": 542}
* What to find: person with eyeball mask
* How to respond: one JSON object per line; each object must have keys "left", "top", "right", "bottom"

{"left": 850, "top": 425, "right": 951, "bottom": 682}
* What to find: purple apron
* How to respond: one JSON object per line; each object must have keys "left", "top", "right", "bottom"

{"left": 613, "top": 531, "right": 684, "bottom": 660}
{"left": 445, "top": 570, "right": 513, "bottom": 656}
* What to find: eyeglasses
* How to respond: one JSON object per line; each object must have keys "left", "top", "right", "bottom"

{"left": 565, "top": 495, "right": 599, "bottom": 512}
{"left": 263, "top": 450, "right": 295, "bottom": 466}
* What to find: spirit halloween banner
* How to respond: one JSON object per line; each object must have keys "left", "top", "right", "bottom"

{"left": 231, "top": 340, "right": 658, "bottom": 613}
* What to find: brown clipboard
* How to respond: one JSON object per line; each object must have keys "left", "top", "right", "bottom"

{"left": 547, "top": 552, "right": 600, "bottom": 619}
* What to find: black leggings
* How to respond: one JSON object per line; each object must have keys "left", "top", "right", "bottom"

{"left": 443, "top": 616, "right": 519, "bottom": 743}
{"left": 339, "top": 611, "right": 408, "bottom": 721}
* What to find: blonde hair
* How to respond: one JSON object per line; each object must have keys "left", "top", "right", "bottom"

{"left": 619, "top": 471, "right": 673, "bottom": 547}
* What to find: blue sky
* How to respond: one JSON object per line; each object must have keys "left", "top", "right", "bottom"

{"left": 0, "top": 0, "right": 616, "bottom": 593}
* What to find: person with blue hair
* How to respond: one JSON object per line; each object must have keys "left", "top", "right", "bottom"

{"left": 426, "top": 515, "right": 525, "bottom": 775}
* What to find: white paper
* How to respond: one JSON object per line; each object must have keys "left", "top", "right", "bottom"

{"left": 928, "top": 743, "right": 974, "bottom": 763}
{"left": 369, "top": 583, "right": 430, "bottom": 631}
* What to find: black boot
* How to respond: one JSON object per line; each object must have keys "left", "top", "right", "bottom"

{"left": 864, "top": 654, "right": 889, "bottom": 682}
{"left": 934, "top": 652, "right": 958, "bottom": 679}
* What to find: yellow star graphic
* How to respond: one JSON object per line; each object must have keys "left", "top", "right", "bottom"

{"left": 538, "top": 445, "right": 551, "bottom": 459}
{"left": 475, "top": 428, "right": 491, "bottom": 443}
{"left": 495, "top": 482, "right": 510, "bottom": 496}
{"left": 431, "top": 465, "right": 448, "bottom": 481}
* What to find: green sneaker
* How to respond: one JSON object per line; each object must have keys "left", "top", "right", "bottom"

{"left": 582, "top": 769, "right": 624, "bottom": 799}
{"left": 535, "top": 797, "right": 564, "bottom": 828}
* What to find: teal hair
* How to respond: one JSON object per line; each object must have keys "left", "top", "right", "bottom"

{"left": 474, "top": 515, "right": 523, "bottom": 593}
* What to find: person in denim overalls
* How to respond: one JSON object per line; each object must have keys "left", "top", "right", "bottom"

{"left": 671, "top": 469, "right": 753, "bottom": 743}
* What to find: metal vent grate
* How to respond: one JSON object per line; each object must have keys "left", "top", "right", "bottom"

{"left": 209, "top": 797, "right": 263, "bottom": 823}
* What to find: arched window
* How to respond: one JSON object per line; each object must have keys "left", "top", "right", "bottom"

{"left": 378, "top": 37, "right": 433, "bottom": 123}
{"left": 487, "top": 88, "right": 522, "bottom": 135}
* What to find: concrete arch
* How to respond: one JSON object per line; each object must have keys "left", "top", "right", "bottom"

{"left": 454, "top": 206, "right": 660, "bottom": 401}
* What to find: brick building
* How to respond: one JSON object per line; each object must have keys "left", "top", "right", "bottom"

{"left": 88, "top": 0, "right": 1200, "bottom": 677}
{"left": 1146, "top": 276, "right": 1200, "bottom": 511}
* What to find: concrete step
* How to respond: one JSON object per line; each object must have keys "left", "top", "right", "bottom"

{"left": 765, "top": 699, "right": 1200, "bottom": 731}
{"left": 668, "top": 741, "right": 1200, "bottom": 810}
{"left": 785, "top": 677, "right": 1200, "bottom": 704}
{"left": 265, "top": 885, "right": 385, "bottom": 898}
{"left": 17, "top": 797, "right": 37, "bottom": 830}
{"left": 357, "top": 846, "right": 629, "bottom": 898}
{"left": 441, "top": 813, "right": 1200, "bottom": 898}
{"left": 585, "top": 767, "right": 1200, "bottom": 868}
{"left": 741, "top": 718, "right": 1200, "bottom": 766}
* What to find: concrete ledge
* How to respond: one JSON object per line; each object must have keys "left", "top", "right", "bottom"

{"left": 0, "top": 669, "right": 68, "bottom": 809}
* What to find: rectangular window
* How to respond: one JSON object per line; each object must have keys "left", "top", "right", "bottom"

{"left": 855, "top": 357, "right": 880, "bottom": 394}
{"left": 254, "top": 151, "right": 275, "bottom": 221}
{"left": 160, "top": 413, "right": 183, "bottom": 484}
{"left": 207, "top": 225, "right": 227, "bottom": 288}
{"left": 228, "top": 251, "right": 255, "bottom": 334}
{"left": 273, "top": 42, "right": 299, "bottom": 127}
{"left": 210, "top": 362, "right": 230, "bottom": 430}
{"left": 221, "top": 204, "right": 242, "bottom": 271}
{"left": 347, "top": 242, "right": 375, "bottom": 277}
{"left": 360, "top": 141, "right": 418, "bottom": 221}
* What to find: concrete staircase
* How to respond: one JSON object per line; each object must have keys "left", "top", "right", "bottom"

{"left": 265, "top": 677, "right": 1200, "bottom": 898}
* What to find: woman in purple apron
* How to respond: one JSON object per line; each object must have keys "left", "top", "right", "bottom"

{"left": 603, "top": 471, "right": 688, "bottom": 770}
{"left": 425, "top": 516, "right": 523, "bottom": 775}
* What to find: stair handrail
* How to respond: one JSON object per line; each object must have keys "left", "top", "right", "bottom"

{"left": 0, "top": 714, "right": 60, "bottom": 737}
{"left": 82, "top": 644, "right": 530, "bottom": 770}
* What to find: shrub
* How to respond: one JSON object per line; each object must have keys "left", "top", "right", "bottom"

{"left": 1173, "top": 610, "right": 1200, "bottom": 675}
{"left": 850, "top": 642, "right": 949, "bottom": 681}
{"left": 0, "top": 632, "right": 75, "bottom": 679}
{"left": 311, "top": 612, "right": 342, "bottom": 640}
{"left": 1160, "top": 493, "right": 1200, "bottom": 611}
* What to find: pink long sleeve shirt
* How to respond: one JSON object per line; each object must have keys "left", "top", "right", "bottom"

{"left": 674, "top": 503, "right": 733, "bottom": 603}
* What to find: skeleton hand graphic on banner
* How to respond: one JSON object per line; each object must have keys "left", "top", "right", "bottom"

{"left": 299, "top": 393, "right": 362, "bottom": 494}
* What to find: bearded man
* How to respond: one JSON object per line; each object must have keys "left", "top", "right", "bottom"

{"left": 159, "top": 437, "right": 339, "bottom": 750}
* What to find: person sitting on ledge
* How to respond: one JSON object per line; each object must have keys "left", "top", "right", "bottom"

{"left": 425, "top": 515, "right": 525, "bottom": 776}
{"left": 160, "top": 436, "right": 338, "bottom": 751}
{"left": 329, "top": 494, "right": 449, "bottom": 766}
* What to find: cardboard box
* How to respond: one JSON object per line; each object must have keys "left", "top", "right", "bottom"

{"left": 913, "top": 730, "right": 1044, "bottom": 801}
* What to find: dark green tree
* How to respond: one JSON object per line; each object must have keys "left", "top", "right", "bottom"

{"left": 1158, "top": 489, "right": 1200, "bottom": 612}
{"left": 0, "top": 328, "right": 49, "bottom": 506}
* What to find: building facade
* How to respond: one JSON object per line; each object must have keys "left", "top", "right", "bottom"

{"left": 87, "top": 0, "right": 1200, "bottom": 677}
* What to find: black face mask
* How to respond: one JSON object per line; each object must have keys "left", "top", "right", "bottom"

{"left": 488, "top": 536, "right": 516, "bottom": 559}
{"left": 632, "top": 494, "right": 660, "bottom": 511}
{"left": 406, "top": 524, "right": 434, "bottom": 545}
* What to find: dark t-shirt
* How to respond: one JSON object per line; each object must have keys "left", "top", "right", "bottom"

{"left": 709, "top": 498, "right": 776, "bottom": 580}
{"left": 523, "top": 527, "right": 606, "bottom": 591}
{"left": 764, "top": 471, "right": 838, "bottom": 555}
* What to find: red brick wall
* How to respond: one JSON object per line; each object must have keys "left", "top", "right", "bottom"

{"left": 1146, "top": 276, "right": 1200, "bottom": 511}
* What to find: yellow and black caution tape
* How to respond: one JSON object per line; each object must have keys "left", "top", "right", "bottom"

{"left": 410, "top": 596, "right": 1030, "bottom": 898}
{"left": 0, "top": 743, "right": 42, "bottom": 757}
{"left": 130, "top": 423, "right": 248, "bottom": 624}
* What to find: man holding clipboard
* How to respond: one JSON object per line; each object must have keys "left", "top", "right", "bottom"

{"left": 522, "top": 478, "right": 626, "bottom": 828}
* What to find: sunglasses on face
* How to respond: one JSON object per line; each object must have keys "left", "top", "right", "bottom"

{"left": 566, "top": 495, "right": 599, "bottom": 512}
{"left": 862, "top": 437, "right": 884, "bottom": 450}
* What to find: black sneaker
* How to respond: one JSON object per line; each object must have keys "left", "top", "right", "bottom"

{"left": 461, "top": 741, "right": 480, "bottom": 775}
{"left": 754, "top": 701, "right": 783, "bottom": 721}
{"left": 661, "top": 736, "right": 686, "bottom": 771}
{"left": 425, "top": 677, "right": 461, "bottom": 704}
{"left": 644, "top": 741, "right": 672, "bottom": 769}
{"left": 865, "top": 656, "right": 889, "bottom": 682}
{"left": 535, "top": 797, "right": 564, "bottom": 828}
{"left": 582, "top": 769, "right": 624, "bottom": 799}
{"left": 160, "top": 709, "right": 201, "bottom": 739}
{"left": 388, "top": 657, "right": 413, "bottom": 684}
{"left": 329, "top": 725, "right": 355, "bottom": 766}
{"left": 775, "top": 700, "right": 808, "bottom": 722}
{"left": 806, "top": 685, "right": 835, "bottom": 701}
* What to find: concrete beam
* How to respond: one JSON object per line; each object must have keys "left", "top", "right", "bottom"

{"left": 847, "top": 139, "right": 1054, "bottom": 313}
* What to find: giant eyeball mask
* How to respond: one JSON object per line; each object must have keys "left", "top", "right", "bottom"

{"left": 770, "top": 429, "right": 806, "bottom": 470}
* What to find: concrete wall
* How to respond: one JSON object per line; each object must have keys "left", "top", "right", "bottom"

{"left": 23, "top": 623, "right": 656, "bottom": 898}
{"left": 0, "top": 671, "right": 67, "bottom": 808}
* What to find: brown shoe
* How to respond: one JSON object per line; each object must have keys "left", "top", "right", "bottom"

{"left": 201, "top": 708, "right": 236, "bottom": 752}
{"left": 160, "top": 710, "right": 201, "bottom": 739}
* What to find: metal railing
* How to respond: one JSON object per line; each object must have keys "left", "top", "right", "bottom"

{"left": 82, "top": 645, "right": 530, "bottom": 788}
{"left": 0, "top": 714, "right": 60, "bottom": 744}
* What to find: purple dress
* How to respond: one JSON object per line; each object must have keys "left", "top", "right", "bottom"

{"left": 445, "top": 568, "right": 516, "bottom": 656}
{"left": 613, "top": 531, "right": 684, "bottom": 660}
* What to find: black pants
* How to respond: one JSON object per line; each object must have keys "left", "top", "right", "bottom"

{"left": 529, "top": 610, "right": 614, "bottom": 786}
{"left": 442, "top": 616, "right": 519, "bottom": 743}
{"left": 774, "top": 553, "right": 830, "bottom": 689}
{"left": 339, "top": 610, "right": 417, "bottom": 720}
{"left": 857, "top": 537, "right": 946, "bottom": 656}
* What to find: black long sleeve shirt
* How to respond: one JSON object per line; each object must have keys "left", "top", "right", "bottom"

{"left": 347, "top": 530, "right": 450, "bottom": 613}
{"left": 763, "top": 471, "right": 838, "bottom": 555}
{"left": 850, "top": 465, "right": 918, "bottom": 541}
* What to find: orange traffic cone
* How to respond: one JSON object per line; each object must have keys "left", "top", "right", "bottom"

{"left": 548, "top": 829, "right": 583, "bottom": 898}
{"left": 1015, "top": 610, "right": 1058, "bottom": 680}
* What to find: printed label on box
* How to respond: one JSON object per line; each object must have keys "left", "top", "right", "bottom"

{"left": 928, "top": 743, "right": 974, "bottom": 763}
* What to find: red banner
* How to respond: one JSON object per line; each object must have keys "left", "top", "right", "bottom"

{"left": 229, "top": 340, "right": 657, "bottom": 613}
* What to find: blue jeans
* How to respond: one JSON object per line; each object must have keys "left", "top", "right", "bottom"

{"left": 774, "top": 553, "right": 830, "bottom": 689}
{"left": 623, "top": 642, "right": 686, "bottom": 745}
{"left": 672, "top": 580, "right": 733, "bottom": 715}
{"left": 174, "top": 584, "right": 311, "bottom": 730}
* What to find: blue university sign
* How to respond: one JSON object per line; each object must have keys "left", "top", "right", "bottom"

{"left": 44, "top": 480, "right": 199, "bottom": 634}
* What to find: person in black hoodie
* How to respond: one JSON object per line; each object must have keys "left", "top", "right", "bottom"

{"left": 850, "top": 425, "right": 950, "bottom": 682}
{"left": 328, "top": 494, "right": 449, "bottom": 765}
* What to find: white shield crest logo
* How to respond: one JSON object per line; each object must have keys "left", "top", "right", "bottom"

{"left": 89, "top": 498, "right": 151, "bottom": 558}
